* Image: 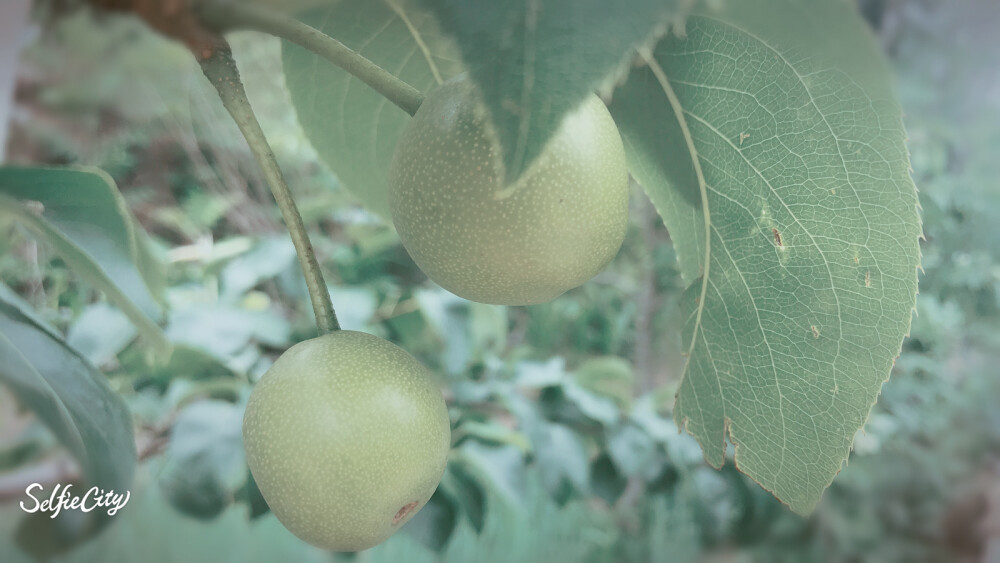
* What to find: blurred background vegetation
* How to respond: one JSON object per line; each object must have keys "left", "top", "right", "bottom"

{"left": 0, "top": 0, "right": 998, "bottom": 561}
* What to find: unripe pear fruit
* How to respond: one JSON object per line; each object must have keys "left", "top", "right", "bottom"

{"left": 242, "top": 330, "right": 451, "bottom": 552}
{"left": 388, "top": 74, "right": 629, "bottom": 305}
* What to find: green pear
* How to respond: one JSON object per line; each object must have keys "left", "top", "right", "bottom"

{"left": 388, "top": 74, "right": 629, "bottom": 306}
{"left": 242, "top": 330, "right": 451, "bottom": 551}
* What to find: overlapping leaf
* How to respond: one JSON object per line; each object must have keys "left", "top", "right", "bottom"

{"left": 282, "top": 0, "right": 465, "bottom": 217}
{"left": 0, "top": 166, "right": 170, "bottom": 360}
{"left": 610, "top": 0, "right": 921, "bottom": 512}
{"left": 417, "top": 0, "right": 677, "bottom": 184}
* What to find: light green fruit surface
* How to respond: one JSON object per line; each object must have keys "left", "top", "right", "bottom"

{"left": 242, "top": 330, "right": 451, "bottom": 552}
{"left": 388, "top": 75, "right": 629, "bottom": 306}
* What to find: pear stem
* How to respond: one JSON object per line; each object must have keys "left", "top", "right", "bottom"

{"left": 199, "top": 38, "right": 340, "bottom": 334}
{"left": 197, "top": 0, "right": 424, "bottom": 116}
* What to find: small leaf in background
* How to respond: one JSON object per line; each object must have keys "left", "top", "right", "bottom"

{"left": 628, "top": 394, "right": 677, "bottom": 443}
{"left": 384, "top": 308, "right": 442, "bottom": 365}
{"left": 536, "top": 384, "right": 615, "bottom": 432}
{"left": 647, "top": 481, "right": 703, "bottom": 562}
{"left": 606, "top": 423, "right": 660, "bottom": 480}
{"left": 629, "top": 394, "right": 705, "bottom": 467}
{"left": 417, "top": 0, "right": 677, "bottom": 184}
{"left": 0, "top": 289, "right": 136, "bottom": 550}
{"left": 67, "top": 303, "right": 137, "bottom": 367}
{"left": 572, "top": 356, "right": 635, "bottom": 408}
{"left": 455, "top": 420, "right": 531, "bottom": 453}
{"left": 283, "top": 0, "right": 465, "bottom": 217}
{"left": 688, "top": 466, "right": 756, "bottom": 545}
{"left": 400, "top": 488, "right": 458, "bottom": 552}
{"left": 220, "top": 237, "right": 297, "bottom": 301}
{"left": 120, "top": 345, "right": 236, "bottom": 391}
{"left": 414, "top": 288, "right": 471, "bottom": 375}
{"left": 468, "top": 302, "right": 507, "bottom": 355}
{"left": 0, "top": 166, "right": 170, "bottom": 361}
{"left": 159, "top": 400, "right": 247, "bottom": 520}
{"left": 165, "top": 306, "right": 291, "bottom": 360}
{"left": 328, "top": 285, "right": 378, "bottom": 331}
{"left": 413, "top": 289, "right": 508, "bottom": 374}
{"left": 609, "top": 0, "right": 922, "bottom": 513}
{"left": 235, "top": 470, "right": 271, "bottom": 520}
{"left": 533, "top": 422, "right": 590, "bottom": 501}
{"left": 505, "top": 388, "right": 590, "bottom": 501}
{"left": 15, "top": 509, "right": 92, "bottom": 560}
{"left": 454, "top": 441, "right": 526, "bottom": 507}
{"left": 159, "top": 463, "right": 230, "bottom": 521}
{"left": 589, "top": 453, "right": 626, "bottom": 506}
{"left": 514, "top": 357, "right": 566, "bottom": 389}
{"left": 440, "top": 463, "right": 486, "bottom": 533}
{"left": 561, "top": 380, "right": 620, "bottom": 427}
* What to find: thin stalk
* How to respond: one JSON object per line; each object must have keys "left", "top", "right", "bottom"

{"left": 198, "top": 1, "right": 424, "bottom": 116}
{"left": 199, "top": 39, "right": 339, "bottom": 333}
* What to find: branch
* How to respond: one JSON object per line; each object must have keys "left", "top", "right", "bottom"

{"left": 85, "top": 0, "right": 219, "bottom": 57}
{"left": 633, "top": 191, "right": 658, "bottom": 393}
{"left": 84, "top": 0, "right": 424, "bottom": 115}
{"left": 199, "top": 38, "right": 340, "bottom": 334}
{"left": 197, "top": 0, "right": 425, "bottom": 116}
{"left": 0, "top": 427, "right": 168, "bottom": 504}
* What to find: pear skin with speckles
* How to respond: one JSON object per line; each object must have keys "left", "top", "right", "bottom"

{"left": 242, "top": 331, "right": 451, "bottom": 552}
{"left": 388, "top": 74, "right": 629, "bottom": 306}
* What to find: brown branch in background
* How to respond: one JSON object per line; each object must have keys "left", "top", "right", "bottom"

{"left": 633, "top": 191, "right": 659, "bottom": 393}
{"left": 613, "top": 475, "right": 646, "bottom": 535}
{"left": 85, "top": 0, "right": 220, "bottom": 59}
{"left": 942, "top": 457, "right": 1000, "bottom": 563}
{"left": 163, "top": 102, "right": 280, "bottom": 236}
{"left": 0, "top": 457, "right": 78, "bottom": 504}
{"left": 196, "top": 0, "right": 425, "bottom": 115}
{"left": 23, "top": 239, "right": 46, "bottom": 305}
{"left": 0, "top": 425, "right": 170, "bottom": 504}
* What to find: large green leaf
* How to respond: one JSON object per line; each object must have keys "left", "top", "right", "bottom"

{"left": 609, "top": 0, "right": 921, "bottom": 513}
{"left": 417, "top": 0, "right": 676, "bottom": 185}
{"left": 0, "top": 166, "right": 170, "bottom": 361}
{"left": 282, "top": 0, "right": 465, "bottom": 218}
{"left": 0, "top": 286, "right": 136, "bottom": 533}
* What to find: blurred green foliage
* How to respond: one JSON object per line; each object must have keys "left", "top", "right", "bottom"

{"left": 1, "top": 1, "right": 999, "bottom": 562}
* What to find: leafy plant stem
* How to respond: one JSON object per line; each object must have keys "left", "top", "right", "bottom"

{"left": 198, "top": 39, "right": 340, "bottom": 334}
{"left": 197, "top": 1, "right": 425, "bottom": 116}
